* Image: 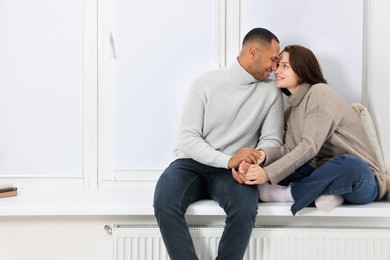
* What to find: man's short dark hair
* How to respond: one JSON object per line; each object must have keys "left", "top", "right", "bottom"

{"left": 243, "top": 28, "right": 279, "bottom": 46}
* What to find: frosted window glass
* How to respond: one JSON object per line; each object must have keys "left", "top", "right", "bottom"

{"left": 113, "top": 0, "right": 215, "bottom": 170}
{"left": 0, "top": 0, "right": 83, "bottom": 177}
{"left": 241, "top": 0, "right": 363, "bottom": 103}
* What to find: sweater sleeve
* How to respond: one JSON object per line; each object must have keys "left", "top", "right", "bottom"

{"left": 256, "top": 90, "right": 284, "bottom": 149}
{"left": 264, "top": 107, "right": 337, "bottom": 184}
{"left": 176, "top": 81, "right": 231, "bottom": 168}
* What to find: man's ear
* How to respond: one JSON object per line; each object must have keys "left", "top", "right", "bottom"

{"left": 249, "top": 46, "right": 257, "bottom": 58}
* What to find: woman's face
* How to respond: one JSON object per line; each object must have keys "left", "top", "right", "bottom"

{"left": 275, "top": 52, "right": 300, "bottom": 95}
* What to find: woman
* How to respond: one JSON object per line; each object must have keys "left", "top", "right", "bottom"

{"left": 233, "top": 45, "right": 389, "bottom": 215}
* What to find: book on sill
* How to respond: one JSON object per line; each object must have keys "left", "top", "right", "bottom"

{"left": 0, "top": 185, "right": 17, "bottom": 198}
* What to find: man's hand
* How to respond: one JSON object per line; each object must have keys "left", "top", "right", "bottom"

{"left": 228, "top": 148, "right": 262, "bottom": 169}
{"left": 238, "top": 150, "right": 265, "bottom": 175}
{"left": 232, "top": 167, "right": 246, "bottom": 184}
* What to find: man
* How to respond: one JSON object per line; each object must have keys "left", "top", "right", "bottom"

{"left": 153, "top": 28, "right": 283, "bottom": 260}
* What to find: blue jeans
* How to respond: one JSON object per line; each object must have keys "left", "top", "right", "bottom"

{"left": 278, "top": 155, "right": 379, "bottom": 215}
{"left": 153, "top": 158, "right": 258, "bottom": 260}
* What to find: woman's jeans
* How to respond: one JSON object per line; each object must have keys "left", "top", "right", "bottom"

{"left": 153, "top": 158, "right": 258, "bottom": 260}
{"left": 278, "top": 155, "right": 379, "bottom": 215}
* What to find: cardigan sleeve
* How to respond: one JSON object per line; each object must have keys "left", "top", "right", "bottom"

{"left": 264, "top": 107, "right": 338, "bottom": 184}
{"left": 262, "top": 125, "right": 294, "bottom": 165}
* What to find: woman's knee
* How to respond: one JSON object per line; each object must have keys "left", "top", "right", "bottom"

{"left": 333, "top": 155, "right": 371, "bottom": 178}
{"left": 335, "top": 155, "right": 369, "bottom": 169}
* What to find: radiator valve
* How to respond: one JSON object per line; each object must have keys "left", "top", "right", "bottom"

{"left": 104, "top": 225, "right": 112, "bottom": 235}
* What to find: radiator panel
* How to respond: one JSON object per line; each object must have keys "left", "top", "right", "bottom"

{"left": 113, "top": 224, "right": 390, "bottom": 260}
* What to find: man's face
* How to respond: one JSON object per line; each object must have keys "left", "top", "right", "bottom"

{"left": 252, "top": 40, "right": 280, "bottom": 81}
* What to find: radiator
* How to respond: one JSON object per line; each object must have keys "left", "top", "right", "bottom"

{"left": 113, "top": 224, "right": 390, "bottom": 260}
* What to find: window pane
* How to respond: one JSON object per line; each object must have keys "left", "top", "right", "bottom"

{"left": 112, "top": 0, "right": 215, "bottom": 170}
{"left": 0, "top": 0, "right": 83, "bottom": 177}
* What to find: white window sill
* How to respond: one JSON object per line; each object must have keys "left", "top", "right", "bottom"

{"left": 0, "top": 187, "right": 390, "bottom": 217}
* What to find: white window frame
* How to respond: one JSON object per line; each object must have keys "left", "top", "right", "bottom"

{"left": 0, "top": 0, "right": 97, "bottom": 188}
{"left": 96, "top": 0, "right": 240, "bottom": 187}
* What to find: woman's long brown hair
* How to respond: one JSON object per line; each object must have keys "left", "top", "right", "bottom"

{"left": 281, "top": 45, "right": 327, "bottom": 96}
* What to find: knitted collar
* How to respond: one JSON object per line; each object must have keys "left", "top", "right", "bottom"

{"left": 226, "top": 60, "right": 258, "bottom": 86}
{"left": 288, "top": 83, "right": 311, "bottom": 107}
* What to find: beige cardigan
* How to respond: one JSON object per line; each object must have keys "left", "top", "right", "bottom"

{"left": 262, "top": 83, "right": 388, "bottom": 200}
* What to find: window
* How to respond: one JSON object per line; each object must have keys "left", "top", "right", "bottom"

{"left": 0, "top": 0, "right": 368, "bottom": 188}
{"left": 98, "top": 0, "right": 217, "bottom": 184}
{"left": 0, "top": 0, "right": 84, "bottom": 186}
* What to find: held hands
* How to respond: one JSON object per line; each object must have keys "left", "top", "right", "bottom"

{"left": 228, "top": 148, "right": 265, "bottom": 170}
{"left": 232, "top": 160, "right": 270, "bottom": 185}
{"left": 229, "top": 148, "right": 269, "bottom": 185}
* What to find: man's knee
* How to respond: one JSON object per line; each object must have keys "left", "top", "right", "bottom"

{"left": 227, "top": 195, "right": 258, "bottom": 220}
{"left": 153, "top": 174, "right": 174, "bottom": 216}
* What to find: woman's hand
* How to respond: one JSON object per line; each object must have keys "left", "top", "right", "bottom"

{"left": 232, "top": 163, "right": 270, "bottom": 185}
{"left": 237, "top": 150, "right": 266, "bottom": 175}
{"left": 242, "top": 165, "right": 270, "bottom": 185}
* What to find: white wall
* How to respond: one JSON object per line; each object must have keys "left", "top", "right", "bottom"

{"left": 241, "top": 0, "right": 364, "bottom": 104}
{"left": 366, "top": 0, "right": 390, "bottom": 176}
{"left": 0, "top": 216, "right": 137, "bottom": 260}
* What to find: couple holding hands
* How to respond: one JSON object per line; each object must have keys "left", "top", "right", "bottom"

{"left": 153, "top": 28, "right": 389, "bottom": 260}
